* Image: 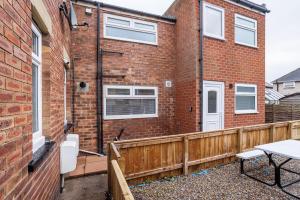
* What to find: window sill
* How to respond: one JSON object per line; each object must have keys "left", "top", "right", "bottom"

{"left": 104, "top": 114, "right": 158, "bottom": 120}
{"left": 235, "top": 111, "right": 259, "bottom": 115}
{"left": 28, "top": 140, "right": 55, "bottom": 173}
{"left": 103, "top": 36, "right": 158, "bottom": 47}
{"left": 204, "top": 34, "right": 226, "bottom": 42}
{"left": 235, "top": 42, "right": 258, "bottom": 49}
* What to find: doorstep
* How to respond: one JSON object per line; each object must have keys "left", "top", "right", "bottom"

{"left": 67, "top": 156, "right": 107, "bottom": 178}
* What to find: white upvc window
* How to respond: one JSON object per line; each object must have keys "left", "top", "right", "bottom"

{"left": 235, "top": 84, "right": 257, "bottom": 114}
{"left": 32, "top": 23, "right": 45, "bottom": 153}
{"left": 104, "top": 14, "right": 158, "bottom": 45}
{"left": 283, "top": 81, "right": 296, "bottom": 89}
{"left": 104, "top": 85, "right": 158, "bottom": 120}
{"left": 235, "top": 14, "right": 257, "bottom": 47}
{"left": 203, "top": 2, "right": 225, "bottom": 40}
{"left": 64, "top": 68, "right": 67, "bottom": 125}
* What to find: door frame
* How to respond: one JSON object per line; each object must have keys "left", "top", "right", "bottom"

{"left": 202, "top": 80, "right": 225, "bottom": 131}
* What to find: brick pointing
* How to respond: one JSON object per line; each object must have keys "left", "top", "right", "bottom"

{"left": 0, "top": 0, "right": 70, "bottom": 199}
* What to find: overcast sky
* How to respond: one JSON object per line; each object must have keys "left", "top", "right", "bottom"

{"left": 100, "top": 0, "right": 300, "bottom": 82}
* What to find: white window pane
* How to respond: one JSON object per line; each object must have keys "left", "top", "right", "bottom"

{"left": 32, "top": 31, "right": 39, "bottom": 56}
{"left": 108, "top": 88, "right": 130, "bottom": 95}
{"left": 237, "top": 86, "right": 255, "bottom": 93}
{"left": 32, "top": 64, "right": 39, "bottom": 132}
{"left": 235, "top": 27, "right": 255, "bottom": 46}
{"left": 107, "top": 17, "right": 130, "bottom": 26}
{"left": 135, "top": 89, "right": 155, "bottom": 96}
{"left": 106, "top": 99, "right": 156, "bottom": 116}
{"left": 205, "top": 6, "right": 223, "bottom": 37}
{"left": 135, "top": 22, "right": 155, "bottom": 30}
{"left": 236, "top": 96, "right": 255, "bottom": 110}
{"left": 106, "top": 26, "right": 156, "bottom": 43}
{"left": 236, "top": 17, "right": 255, "bottom": 28}
{"left": 208, "top": 91, "right": 217, "bottom": 113}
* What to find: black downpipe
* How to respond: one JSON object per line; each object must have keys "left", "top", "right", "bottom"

{"left": 96, "top": 3, "right": 104, "bottom": 154}
{"left": 199, "top": 0, "right": 204, "bottom": 132}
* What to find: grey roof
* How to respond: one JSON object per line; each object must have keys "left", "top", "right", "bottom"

{"left": 229, "top": 0, "right": 270, "bottom": 13}
{"left": 272, "top": 68, "right": 300, "bottom": 83}
{"left": 265, "top": 88, "right": 284, "bottom": 101}
{"left": 265, "top": 82, "right": 273, "bottom": 88}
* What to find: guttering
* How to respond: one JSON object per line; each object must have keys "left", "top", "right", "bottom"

{"left": 95, "top": 2, "right": 104, "bottom": 154}
{"left": 73, "top": 0, "right": 176, "bottom": 23}
{"left": 230, "top": 0, "right": 270, "bottom": 13}
{"left": 199, "top": 0, "right": 204, "bottom": 132}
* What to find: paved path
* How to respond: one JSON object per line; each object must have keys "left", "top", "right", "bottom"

{"left": 59, "top": 174, "right": 108, "bottom": 200}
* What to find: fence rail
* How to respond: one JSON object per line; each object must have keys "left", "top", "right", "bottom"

{"left": 107, "top": 120, "right": 300, "bottom": 197}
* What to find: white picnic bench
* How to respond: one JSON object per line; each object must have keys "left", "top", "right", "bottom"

{"left": 237, "top": 140, "right": 300, "bottom": 199}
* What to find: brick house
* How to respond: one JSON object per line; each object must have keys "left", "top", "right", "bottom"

{"left": 71, "top": 0, "right": 269, "bottom": 153}
{"left": 0, "top": 0, "right": 268, "bottom": 199}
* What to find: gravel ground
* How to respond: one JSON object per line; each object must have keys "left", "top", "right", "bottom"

{"left": 131, "top": 156, "right": 300, "bottom": 200}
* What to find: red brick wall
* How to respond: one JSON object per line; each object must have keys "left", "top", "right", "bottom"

{"left": 166, "top": 0, "right": 265, "bottom": 131}
{"left": 0, "top": 0, "right": 70, "bottom": 199}
{"left": 166, "top": 0, "right": 201, "bottom": 133}
{"left": 201, "top": 0, "right": 265, "bottom": 127}
{"left": 72, "top": 3, "right": 177, "bottom": 151}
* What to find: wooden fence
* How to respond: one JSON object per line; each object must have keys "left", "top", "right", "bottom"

{"left": 266, "top": 103, "right": 300, "bottom": 123}
{"left": 107, "top": 120, "right": 300, "bottom": 198}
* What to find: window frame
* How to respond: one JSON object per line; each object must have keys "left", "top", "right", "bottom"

{"left": 32, "top": 23, "right": 45, "bottom": 153}
{"left": 203, "top": 2, "right": 225, "bottom": 40}
{"left": 234, "top": 14, "right": 257, "bottom": 48}
{"left": 235, "top": 83, "right": 258, "bottom": 114}
{"left": 283, "top": 81, "right": 296, "bottom": 89}
{"left": 103, "top": 85, "right": 158, "bottom": 120}
{"left": 103, "top": 14, "right": 158, "bottom": 45}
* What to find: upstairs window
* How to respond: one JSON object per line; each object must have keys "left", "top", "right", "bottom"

{"left": 104, "top": 14, "right": 158, "bottom": 45}
{"left": 235, "top": 14, "right": 257, "bottom": 47}
{"left": 32, "top": 23, "right": 45, "bottom": 153}
{"left": 104, "top": 85, "right": 158, "bottom": 120}
{"left": 283, "top": 82, "right": 296, "bottom": 89}
{"left": 203, "top": 2, "right": 225, "bottom": 40}
{"left": 235, "top": 84, "right": 257, "bottom": 114}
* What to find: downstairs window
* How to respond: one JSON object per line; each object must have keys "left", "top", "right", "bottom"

{"left": 104, "top": 85, "right": 158, "bottom": 120}
{"left": 235, "top": 84, "right": 257, "bottom": 114}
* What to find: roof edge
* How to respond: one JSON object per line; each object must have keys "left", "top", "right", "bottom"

{"left": 73, "top": 0, "right": 177, "bottom": 22}
{"left": 229, "top": 0, "right": 270, "bottom": 13}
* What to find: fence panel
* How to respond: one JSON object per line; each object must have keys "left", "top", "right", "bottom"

{"left": 109, "top": 120, "right": 300, "bottom": 188}
{"left": 111, "top": 160, "right": 134, "bottom": 200}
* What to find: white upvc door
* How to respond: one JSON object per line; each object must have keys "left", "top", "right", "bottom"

{"left": 203, "top": 81, "right": 224, "bottom": 131}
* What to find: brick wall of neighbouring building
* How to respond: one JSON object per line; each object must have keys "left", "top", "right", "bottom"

{"left": 0, "top": 0, "right": 71, "bottom": 199}
{"left": 71, "top": 3, "right": 177, "bottom": 152}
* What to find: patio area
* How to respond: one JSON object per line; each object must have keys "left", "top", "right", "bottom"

{"left": 131, "top": 157, "right": 300, "bottom": 200}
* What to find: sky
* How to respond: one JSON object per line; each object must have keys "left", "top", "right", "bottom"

{"left": 100, "top": 0, "right": 300, "bottom": 82}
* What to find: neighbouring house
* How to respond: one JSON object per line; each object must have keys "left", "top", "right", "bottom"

{"left": 0, "top": 0, "right": 269, "bottom": 199}
{"left": 272, "top": 68, "right": 300, "bottom": 96}
{"left": 72, "top": 0, "right": 269, "bottom": 153}
{"left": 265, "top": 82, "right": 284, "bottom": 104}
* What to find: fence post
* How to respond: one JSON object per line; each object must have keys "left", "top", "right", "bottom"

{"left": 107, "top": 142, "right": 112, "bottom": 193}
{"left": 270, "top": 124, "right": 276, "bottom": 142}
{"left": 237, "top": 128, "right": 243, "bottom": 153}
{"left": 288, "top": 121, "right": 293, "bottom": 139}
{"left": 183, "top": 136, "right": 189, "bottom": 175}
